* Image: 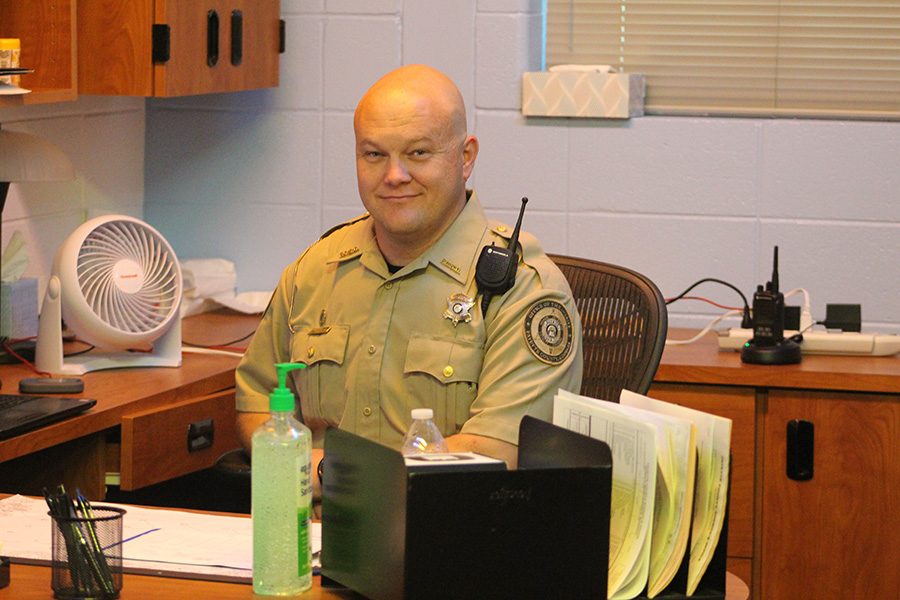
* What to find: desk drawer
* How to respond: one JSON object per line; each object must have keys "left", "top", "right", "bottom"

{"left": 120, "top": 389, "right": 240, "bottom": 490}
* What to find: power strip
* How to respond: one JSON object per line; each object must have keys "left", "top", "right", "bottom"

{"left": 717, "top": 329, "right": 900, "bottom": 357}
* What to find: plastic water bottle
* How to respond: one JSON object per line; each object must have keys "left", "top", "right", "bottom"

{"left": 401, "top": 408, "right": 449, "bottom": 455}
{"left": 252, "top": 362, "right": 312, "bottom": 595}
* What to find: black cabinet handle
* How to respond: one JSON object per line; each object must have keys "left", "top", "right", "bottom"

{"left": 207, "top": 10, "right": 219, "bottom": 67}
{"left": 786, "top": 419, "right": 814, "bottom": 481}
{"left": 187, "top": 418, "right": 215, "bottom": 452}
{"left": 231, "top": 10, "right": 243, "bottom": 66}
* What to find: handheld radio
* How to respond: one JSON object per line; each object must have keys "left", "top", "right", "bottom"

{"left": 475, "top": 197, "right": 528, "bottom": 315}
{"left": 741, "top": 245, "right": 802, "bottom": 364}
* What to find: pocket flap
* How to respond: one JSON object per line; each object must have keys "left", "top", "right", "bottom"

{"left": 291, "top": 325, "right": 350, "bottom": 366}
{"left": 405, "top": 333, "right": 483, "bottom": 383}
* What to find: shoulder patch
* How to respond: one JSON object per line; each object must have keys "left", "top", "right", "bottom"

{"left": 523, "top": 300, "right": 574, "bottom": 365}
{"left": 319, "top": 213, "right": 370, "bottom": 240}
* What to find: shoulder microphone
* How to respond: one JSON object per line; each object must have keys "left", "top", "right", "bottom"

{"left": 476, "top": 197, "right": 528, "bottom": 315}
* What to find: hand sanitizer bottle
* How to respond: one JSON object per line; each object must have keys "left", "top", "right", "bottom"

{"left": 252, "top": 362, "right": 312, "bottom": 595}
{"left": 400, "top": 408, "right": 449, "bottom": 455}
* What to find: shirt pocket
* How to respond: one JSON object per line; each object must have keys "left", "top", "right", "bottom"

{"left": 404, "top": 333, "right": 483, "bottom": 434}
{"left": 290, "top": 325, "right": 350, "bottom": 428}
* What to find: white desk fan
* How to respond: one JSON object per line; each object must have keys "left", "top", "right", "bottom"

{"left": 35, "top": 215, "right": 183, "bottom": 375}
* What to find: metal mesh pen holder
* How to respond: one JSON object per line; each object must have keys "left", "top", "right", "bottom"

{"left": 50, "top": 506, "right": 126, "bottom": 600}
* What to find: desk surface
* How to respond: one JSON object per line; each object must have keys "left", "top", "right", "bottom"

{"left": 0, "top": 561, "right": 750, "bottom": 599}
{"left": 0, "top": 310, "right": 260, "bottom": 463}
{"left": 0, "top": 564, "right": 358, "bottom": 599}
{"left": 658, "top": 328, "right": 900, "bottom": 394}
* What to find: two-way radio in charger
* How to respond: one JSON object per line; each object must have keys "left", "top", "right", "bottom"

{"left": 741, "top": 245, "right": 802, "bottom": 364}
{"left": 475, "top": 197, "right": 528, "bottom": 315}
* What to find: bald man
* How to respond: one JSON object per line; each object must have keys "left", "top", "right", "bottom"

{"left": 235, "top": 65, "right": 582, "bottom": 496}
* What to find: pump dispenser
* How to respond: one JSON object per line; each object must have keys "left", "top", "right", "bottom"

{"left": 252, "top": 362, "right": 312, "bottom": 595}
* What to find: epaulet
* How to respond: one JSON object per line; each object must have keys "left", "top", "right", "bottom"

{"left": 319, "top": 213, "right": 370, "bottom": 240}
{"left": 487, "top": 219, "right": 514, "bottom": 240}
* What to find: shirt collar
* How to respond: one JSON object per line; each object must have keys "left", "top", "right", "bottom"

{"left": 419, "top": 190, "right": 487, "bottom": 285}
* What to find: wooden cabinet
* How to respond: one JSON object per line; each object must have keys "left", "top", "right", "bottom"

{"left": 77, "top": 0, "right": 280, "bottom": 96}
{"left": 655, "top": 330, "right": 900, "bottom": 600}
{"left": 759, "top": 390, "right": 899, "bottom": 599}
{"left": 0, "top": 0, "right": 77, "bottom": 106}
{"left": 0, "top": 0, "right": 280, "bottom": 106}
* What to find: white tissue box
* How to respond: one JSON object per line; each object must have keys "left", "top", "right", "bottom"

{"left": 522, "top": 71, "right": 645, "bottom": 119}
{"left": 0, "top": 277, "right": 38, "bottom": 340}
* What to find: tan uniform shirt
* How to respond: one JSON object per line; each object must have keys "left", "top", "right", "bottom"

{"left": 236, "top": 191, "right": 582, "bottom": 448}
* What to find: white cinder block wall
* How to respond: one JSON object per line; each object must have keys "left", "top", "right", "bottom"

{"left": 0, "top": 97, "right": 145, "bottom": 302}
{"left": 3, "top": 0, "right": 897, "bottom": 336}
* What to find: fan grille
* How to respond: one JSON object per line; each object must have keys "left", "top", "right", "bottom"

{"left": 76, "top": 220, "right": 180, "bottom": 333}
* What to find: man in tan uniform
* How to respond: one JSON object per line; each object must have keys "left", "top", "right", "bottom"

{"left": 236, "top": 64, "right": 582, "bottom": 488}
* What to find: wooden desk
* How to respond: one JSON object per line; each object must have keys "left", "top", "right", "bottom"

{"left": 651, "top": 329, "right": 900, "bottom": 600}
{"left": 0, "top": 564, "right": 360, "bottom": 599}
{"left": 0, "top": 561, "right": 750, "bottom": 599}
{"left": 0, "top": 311, "right": 260, "bottom": 499}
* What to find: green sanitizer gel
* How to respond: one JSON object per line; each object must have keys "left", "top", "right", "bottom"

{"left": 252, "top": 362, "right": 312, "bottom": 595}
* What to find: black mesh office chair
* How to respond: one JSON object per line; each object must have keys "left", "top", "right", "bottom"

{"left": 548, "top": 254, "right": 668, "bottom": 401}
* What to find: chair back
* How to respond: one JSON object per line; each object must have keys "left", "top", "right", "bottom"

{"left": 549, "top": 254, "right": 667, "bottom": 401}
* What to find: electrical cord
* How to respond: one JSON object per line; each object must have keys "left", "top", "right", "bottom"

{"left": 181, "top": 346, "right": 245, "bottom": 358}
{"left": 671, "top": 296, "right": 743, "bottom": 311}
{"left": 665, "top": 309, "right": 742, "bottom": 346}
{"left": 183, "top": 329, "right": 256, "bottom": 348}
{"left": 666, "top": 277, "right": 752, "bottom": 328}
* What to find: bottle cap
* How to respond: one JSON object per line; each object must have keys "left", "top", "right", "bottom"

{"left": 410, "top": 408, "right": 434, "bottom": 421}
{"left": 270, "top": 362, "right": 307, "bottom": 412}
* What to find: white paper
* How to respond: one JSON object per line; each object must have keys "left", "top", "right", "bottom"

{"left": 0, "top": 495, "right": 322, "bottom": 583}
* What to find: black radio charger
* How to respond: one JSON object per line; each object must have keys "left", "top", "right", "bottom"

{"left": 475, "top": 197, "right": 528, "bottom": 315}
{"left": 741, "top": 246, "right": 801, "bottom": 365}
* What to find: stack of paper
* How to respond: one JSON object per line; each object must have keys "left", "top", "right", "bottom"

{"left": 553, "top": 389, "right": 731, "bottom": 599}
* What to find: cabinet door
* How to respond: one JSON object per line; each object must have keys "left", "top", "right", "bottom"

{"left": 760, "top": 390, "right": 899, "bottom": 600}
{"left": 78, "top": 0, "right": 279, "bottom": 96}
{"left": 154, "top": 0, "right": 280, "bottom": 96}
{"left": 0, "top": 0, "right": 77, "bottom": 104}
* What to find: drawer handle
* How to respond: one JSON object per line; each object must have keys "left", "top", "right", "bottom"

{"left": 231, "top": 10, "right": 243, "bottom": 66}
{"left": 188, "top": 418, "right": 215, "bottom": 452}
{"left": 207, "top": 10, "right": 220, "bottom": 67}
{"left": 786, "top": 419, "right": 814, "bottom": 481}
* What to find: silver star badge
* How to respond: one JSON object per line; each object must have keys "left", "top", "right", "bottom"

{"left": 443, "top": 293, "right": 475, "bottom": 327}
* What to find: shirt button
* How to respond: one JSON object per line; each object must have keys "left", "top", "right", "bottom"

{"left": 385, "top": 282, "right": 393, "bottom": 289}
{"left": 307, "top": 347, "right": 315, "bottom": 358}
{"left": 368, "top": 345, "right": 377, "bottom": 355}
{"left": 363, "top": 407, "right": 372, "bottom": 416}
{"left": 442, "top": 365, "right": 454, "bottom": 378}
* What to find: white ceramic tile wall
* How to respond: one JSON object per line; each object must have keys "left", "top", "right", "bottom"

{"left": 5, "top": 3, "right": 895, "bottom": 336}
{"left": 0, "top": 97, "right": 144, "bottom": 303}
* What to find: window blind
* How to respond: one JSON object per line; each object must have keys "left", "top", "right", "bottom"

{"left": 546, "top": 1, "right": 900, "bottom": 118}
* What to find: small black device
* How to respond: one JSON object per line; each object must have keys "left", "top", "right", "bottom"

{"left": 475, "top": 196, "right": 528, "bottom": 315}
{"left": 19, "top": 376, "right": 84, "bottom": 394}
{"left": 741, "top": 246, "right": 801, "bottom": 365}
